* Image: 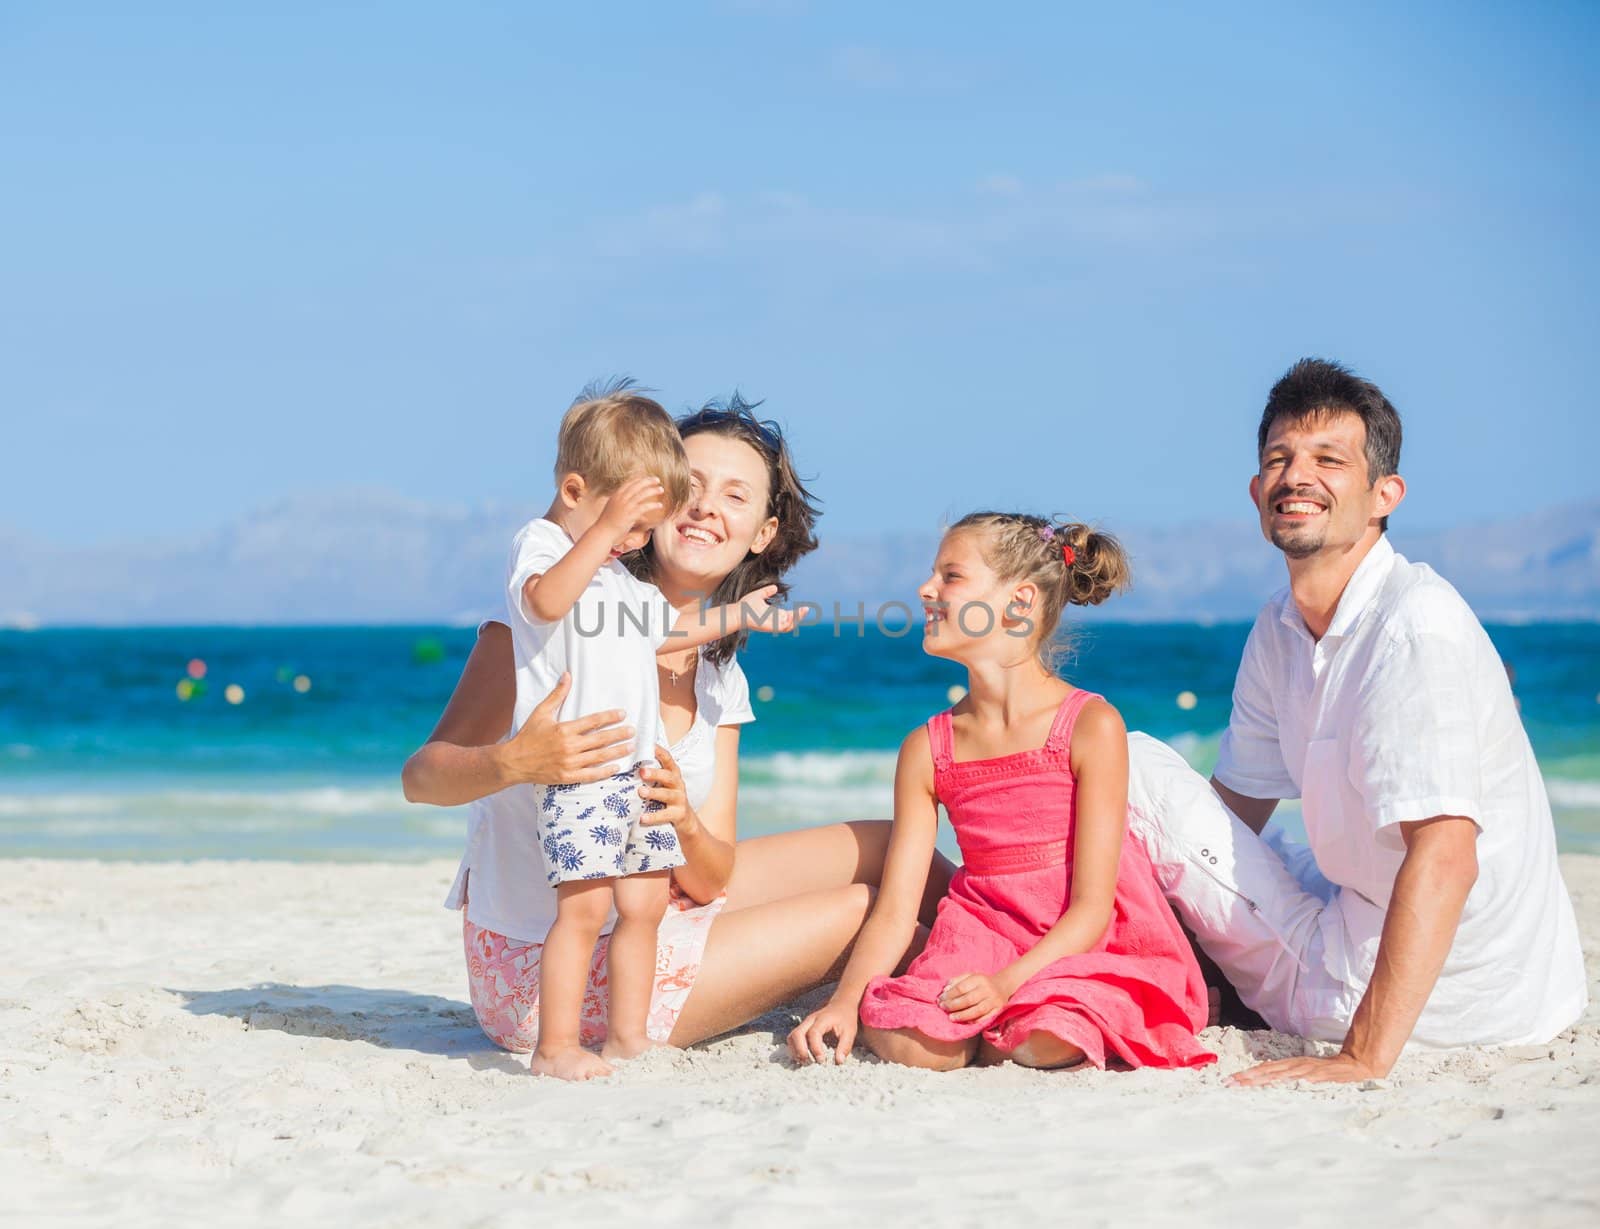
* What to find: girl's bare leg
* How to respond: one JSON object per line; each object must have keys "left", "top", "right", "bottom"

{"left": 532, "top": 881, "right": 615, "bottom": 1081}
{"left": 725, "top": 820, "right": 954, "bottom": 923}
{"left": 977, "top": 1034, "right": 1086, "bottom": 1069}
{"left": 603, "top": 870, "right": 672, "bottom": 1062}
{"left": 670, "top": 883, "right": 913, "bottom": 1046}
{"left": 859, "top": 1023, "right": 977, "bottom": 1071}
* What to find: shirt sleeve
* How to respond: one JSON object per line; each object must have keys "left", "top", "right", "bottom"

{"left": 712, "top": 658, "right": 756, "bottom": 727}
{"left": 1214, "top": 611, "right": 1298, "bottom": 800}
{"left": 1350, "top": 630, "right": 1484, "bottom": 848}
{"left": 506, "top": 520, "right": 567, "bottom": 627}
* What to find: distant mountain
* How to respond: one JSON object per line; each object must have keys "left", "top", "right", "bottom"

{"left": 786, "top": 504, "right": 1600, "bottom": 622}
{"left": 2, "top": 495, "right": 1596, "bottom": 626}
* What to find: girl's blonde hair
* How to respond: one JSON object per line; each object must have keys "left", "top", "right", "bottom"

{"left": 949, "top": 511, "right": 1131, "bottom": 669}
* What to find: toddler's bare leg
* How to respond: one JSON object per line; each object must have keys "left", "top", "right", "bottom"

{"left": 602, "top": 870, "right": 673, "bottom": 1061}
{"left": 531, "top": 881, "right": 615, "bottom": 1081}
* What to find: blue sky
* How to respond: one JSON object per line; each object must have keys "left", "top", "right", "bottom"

{"left": 3, "top": 1, "right": 1596, "bottom": 546}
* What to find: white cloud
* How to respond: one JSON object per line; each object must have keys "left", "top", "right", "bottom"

{"left": 830, "top": 45, "right": 901, "bottom": 89}
{"left": 976, "top": 174, "right": 1024, "bottom": 197}
{"left": 632, "top": 192, "right": 728, "bottom": 252}
{"left": 1064, "top": 172, "right": 1146, "bottom": 195}
{"left": 578, "top": 169, "right": 1412, "bottom": 290}
{"left": 722, "top": 0, "right": 809, "bottom": 13}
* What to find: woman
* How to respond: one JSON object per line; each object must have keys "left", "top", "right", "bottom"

{"left": 403, "top": 397, "right": 951, "bottom": 1052}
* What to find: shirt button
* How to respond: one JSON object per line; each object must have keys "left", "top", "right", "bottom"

{"left": 1210, "top": 856, "right": 1218, "bottom": 865}
{"left": 1201, "top": 848, "right": 1210, "bottom": 857}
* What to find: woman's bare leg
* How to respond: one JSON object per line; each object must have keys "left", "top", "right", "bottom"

{"left": 859, "top": 1023, "right": 977, "bottom": 1071}
{"left": 726, "top": 820, "right": 954, "bottom": 923}
{"left": 668, "top": 882, "right": 935, "bottom": 1046}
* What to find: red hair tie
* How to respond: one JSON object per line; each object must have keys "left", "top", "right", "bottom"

{"left": 1061, "top": 544, "right": 1075, "bottom": 566}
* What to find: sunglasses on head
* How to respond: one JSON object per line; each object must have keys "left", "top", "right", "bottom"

{"left": 682, "top": 407, "right": 783, "bottom": 451}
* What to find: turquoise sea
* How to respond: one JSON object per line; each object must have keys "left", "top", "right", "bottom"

{"left": 1, "top": 624, "right": 1596, "bottom": 860}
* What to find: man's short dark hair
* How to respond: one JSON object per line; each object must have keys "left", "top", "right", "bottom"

{"left": 1258, "top": 358, "right": 1403, "bottom": 529}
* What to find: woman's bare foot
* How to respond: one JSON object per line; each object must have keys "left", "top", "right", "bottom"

{"left": 530, "top": 1045, "right": 613, "bottom": 1081}
{"left": 600, "top": 1034, "right": 672, "bottom": 1063}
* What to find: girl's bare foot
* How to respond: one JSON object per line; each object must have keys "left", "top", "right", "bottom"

{"left": 600, "top": 1034, "right": 672, "bottom": 1063}
{"left": 530, "top": 1045, "right": 613, "bottom": 1081}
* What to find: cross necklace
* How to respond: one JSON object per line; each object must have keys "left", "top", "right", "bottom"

{"left": 664, "top": 651, "right": 696, "bottom": 688}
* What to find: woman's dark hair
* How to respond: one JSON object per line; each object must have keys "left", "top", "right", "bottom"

{"left": 630, "top": 393, "right": 821, "bottom": 666}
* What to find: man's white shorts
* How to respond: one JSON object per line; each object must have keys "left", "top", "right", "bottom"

{"left": 1126, "top": 732, "right": 1362, "bottom": 1041}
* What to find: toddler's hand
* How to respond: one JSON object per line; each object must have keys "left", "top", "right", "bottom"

{"left": 788, "top": 999, "right": 859, "bottom": 1066}
{"left": 736, "top": 584, "right": 797, "bottom": 634}
{"left": 596, "top": 475, "right": 667, "bottom": 544}
{"left": 939, "top": 973, "right": 1009, "bottom": 1027}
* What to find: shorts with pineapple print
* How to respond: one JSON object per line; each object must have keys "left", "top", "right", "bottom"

{"left": 537, "top": 761, "right": 685, "bottom": 886}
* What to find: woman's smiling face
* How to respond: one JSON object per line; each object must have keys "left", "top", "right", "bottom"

{"left": 651, "top": 432, "right": 779, "bottom": 600}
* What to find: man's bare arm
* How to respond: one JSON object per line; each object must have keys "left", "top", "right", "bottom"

{"left": 1232, "top": 815, "right": 1478, "bottom": 1086}
{"left": 1209, "top": 776, "right": 1279, "bottom": 835}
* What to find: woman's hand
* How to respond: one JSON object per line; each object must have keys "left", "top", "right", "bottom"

{"left": 499, "top": 673, "right": 633, "bottom": 786}
{"left": 788, "top": 998, "right": 860, "bottom": 1066}
{"left": 638, "top": 743, "right": 696, "bottom": 834}
{"left": 938, "top": 972, "right": 1012, "bottom": 1027}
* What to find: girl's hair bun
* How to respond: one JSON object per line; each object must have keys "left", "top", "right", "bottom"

{"left": 947, "top": 511, "right": 1133, "bottom": 670}
{"left": 1056, "top": 522, "right": 1131, "bottom": 607}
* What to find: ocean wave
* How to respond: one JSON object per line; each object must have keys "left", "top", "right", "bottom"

{"left": 740, "top": 750, "right": 898, "bottom": 786}
{"left": 3, "top": 757, "right": 1595, "bottom": 858}
{"left": 1547, "top": 778, "right": 1600, "bottom": 809}
{"left": 0, "top": 785, "right": 402, "bottom": 819}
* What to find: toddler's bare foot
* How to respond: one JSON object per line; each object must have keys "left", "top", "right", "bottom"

{"left": 601, "top": 1034, "right": 672, "bottom": 1063}
{"left": 530, "top": 1045, "right": 613, "bottom": 1081}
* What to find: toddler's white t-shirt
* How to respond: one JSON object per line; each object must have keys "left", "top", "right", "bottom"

{"left": 505, "top": 517, "right": 675, "bottom": 766}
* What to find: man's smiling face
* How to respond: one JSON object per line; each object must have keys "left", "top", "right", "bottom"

{"left": 1250, "top": 409, "right": 1381, "bottom": 560}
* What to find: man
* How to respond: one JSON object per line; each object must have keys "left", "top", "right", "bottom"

{"left": 1127, "top": 358, "right": 1586, "bottom": 1086}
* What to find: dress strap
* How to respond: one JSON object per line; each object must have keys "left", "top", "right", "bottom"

{"left": 1044, "top": 689, "right": 1101, "bottom": 754}
{"left": 926, "top": 709, "right": 956, "bottom": 775}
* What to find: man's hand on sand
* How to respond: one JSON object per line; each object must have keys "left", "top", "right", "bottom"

{"left": 1227, "top": 1051, "right": 1384, "bottom": 1088}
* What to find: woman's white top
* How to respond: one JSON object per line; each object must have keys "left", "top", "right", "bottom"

{"left": 444, "top": 631, "right": 755, "bottom": 943}
{"left": 507, "top": 517, "right": 676, "bottom": 766}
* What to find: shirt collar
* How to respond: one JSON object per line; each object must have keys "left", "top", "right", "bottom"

{"left": 1277, "top": 534, "right": 1397, "bottom": 641}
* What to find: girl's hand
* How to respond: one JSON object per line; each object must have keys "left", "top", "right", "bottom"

{"left": 502, "top": 673, "right": 632, "bottom": 785}
{"left": 638, "top": 743, "right": 694, "bottom": 832}
{"left": 736, "top": 584, "right": 797, "bottom": 634}
{"left": 788, "top": 998, "right": 860, "bottom": 1066}
{"left": 938, "top": 973, "right": 1011, "bottom": 1027}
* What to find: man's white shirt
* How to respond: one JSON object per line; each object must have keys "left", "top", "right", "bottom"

{"left": 1215, "top": 535, "right": 1586, "bottom": 1046}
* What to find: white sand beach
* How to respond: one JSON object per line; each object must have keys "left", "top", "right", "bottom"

{"left": 4, "top": 856, "right": 1598, "bottom": 1228}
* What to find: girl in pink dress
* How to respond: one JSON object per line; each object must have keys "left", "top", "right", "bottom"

{"left": 789, "top": 512, "right": 1215, "bottom": 1071}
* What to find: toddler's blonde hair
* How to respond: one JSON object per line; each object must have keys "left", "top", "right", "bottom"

{"left": 556, "top": 379, "right": 691, "bottom": 511}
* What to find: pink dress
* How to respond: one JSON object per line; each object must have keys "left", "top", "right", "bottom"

{"left": 859, "top": 691, "right": 1216, "bottom": 1069}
